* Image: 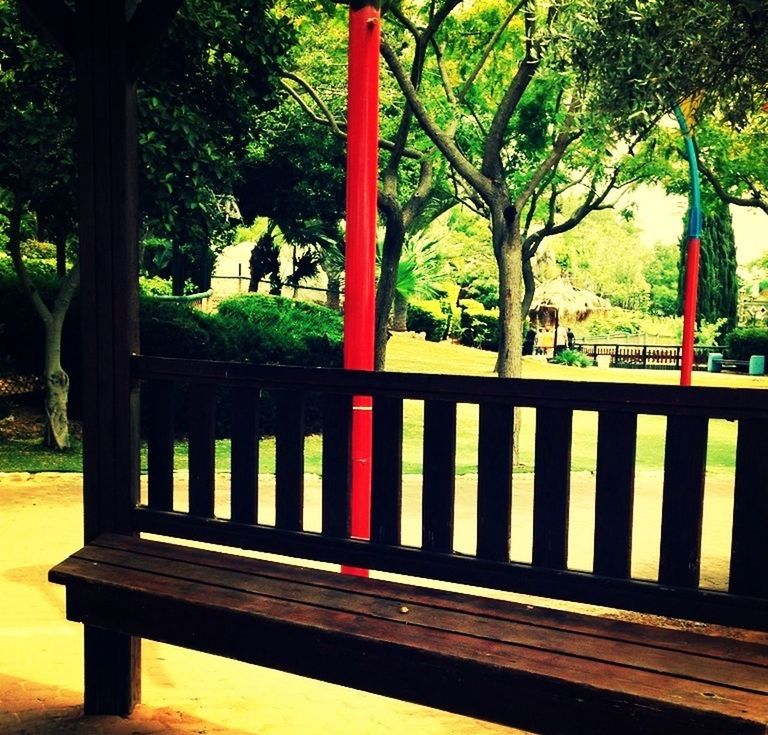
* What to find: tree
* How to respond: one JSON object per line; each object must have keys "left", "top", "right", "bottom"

{"left": 278, "top": 1, "right": 456, "bottom": 370}
{"left": 0, "top": 2, "right": 78, "bottom": 449}
{"left": 138, "top": 0, "right": 295, "bottom": 294}
{"left": 695, "top": 112, "right": 768, "bottom": 216}
{"left": 388, "top": 232, "right": 450, "bottom": 331}
{"left": 548, "top": 208, "right": 650, "bottom": 310}
{"left": 381, "top": 0, "right": 643, "bottom": 377}
{"left": 0, "top": 0, "right": 294, "bottom": 447}
{"left": 235, "top": 108, "right": 347, "bottom": 306}
{"left": 679, "top": 195, "right": 738, "bottom": 331}
{"left": 575, "top": 0, "right": 768, "bottom": 133}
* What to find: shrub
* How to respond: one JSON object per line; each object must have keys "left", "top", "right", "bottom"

{"left": 724, "top": 328, "right": 768, "bottom": 360}
{"left": 458, "top": 299, "right": 499, "bottom": 351}
{"left": 139, "top": 276, "right": 174, "bottom": 297}
{"left": 406, "top": 299, "right": 448, "bottom": 342}
{"left": 458, "top": 274, "right": 499, "bottom": 310}
{"left": 215, "top": 294, "right": 343, "bottom": 367}
{"left": 551, "top": 349, "right": 592, "bottom": 368}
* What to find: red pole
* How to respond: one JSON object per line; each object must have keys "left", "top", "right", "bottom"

{"left": 680, "top": 236, "right": 701, "bottom": 386}
{"left": 343, "top": 0, "right": 380, "bottom": 576}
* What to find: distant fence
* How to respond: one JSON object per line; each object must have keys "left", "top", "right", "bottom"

{"left": 0, "top": 373, "right": 42, "bottom": 396}
{"left": 576, "top": 343, "right": 721, "bottom": 370}
{"left": 210, "top": 276, "right": 340, "bottom": 307}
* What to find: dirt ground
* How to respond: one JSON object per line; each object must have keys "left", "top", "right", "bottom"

{"left": 1, "top": 470, "right": 765, "bottom": 735}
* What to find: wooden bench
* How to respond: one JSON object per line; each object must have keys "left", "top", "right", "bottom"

{"left": 722, "top": 359, "right": 750, "bottom": 373}
{"left": 50, "top": 356, "right": 768, "bottom": 735}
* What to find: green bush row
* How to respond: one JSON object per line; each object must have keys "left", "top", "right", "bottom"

{"left": 458, "top": 299, "right": 499, "bottom": 351}
{"left": 724, "top": 328, "right": 768, "bottom": 360}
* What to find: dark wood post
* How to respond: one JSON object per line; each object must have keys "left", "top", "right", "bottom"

{"left": 76, "top": 0, "right": 140, "bottom": 714}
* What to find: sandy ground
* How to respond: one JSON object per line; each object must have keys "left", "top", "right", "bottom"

{"left": 1, "top": 470, "right": 764, "bottom": 734}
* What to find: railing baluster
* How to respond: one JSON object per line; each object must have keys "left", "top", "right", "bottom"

{"left": 658, "top": 415, "right": 708, "bottom": 588}
{"left": 533, "top": 407, "right": 572, "bottom": 569}
{"left": 729, "top": 418, "right": 768, "bottom": 598}
{"left": 594, "top": 411, "right": 637, "bottom": 578}
{"left": 422, "top": 400, "right": 457, "bottom": 554}
{"left": 322, "top": 393, "right": 351, "bottom": 538}
{"left": 274, "top": 390, "right": 304, "bottom": 531}
{"left": 477, "top": 402, "right": 513, "bottom": 562}
{"left": 230, "top": 387, "right": 260, "bottom": 524}
{"left": 371, "top": 395, "right": 403, "bottom": 545}
{"left": 146, "top": 379, "right": 174, "bottom": 511}
{"left": 188, "top": 383, "right": 216, "bottom": 518}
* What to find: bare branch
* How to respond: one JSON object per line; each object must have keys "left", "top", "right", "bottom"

{"left": 482, "top": 3, "right": 539, "bottom": 180}
{"left": 514, "top": 128, "right": 582, "bottom": 211}
{"left": 6, "top": 197, "right": 52, "bottom": 328}
{"left": 699, "top": 158, "right": 768, "bottom": 214}
{"left": 457, "top": 0, "right": 524, "bottom": 103}
{"left": 280, "top": 74, "right": 423, "bottom": 160}
{"left": 381, "top": 37, "right": 491, "bottom": 199}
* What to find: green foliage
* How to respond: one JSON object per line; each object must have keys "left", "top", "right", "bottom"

{"left": 548, "top": 208, "right": 649, "bottom": 310}
{"left": 458, "top": 272, "right": 499, "bottom": 310}
{"left": 724, "top": 328, "right": 768, "bottom": 360}
{"left": 583, "top": 307, "right": 682, "bottom": 340}
{"left": 214, "top": 294, "right": 343, "bottom": 367}
{"left": 458, "top": 299, "right": 499, "bottom": 351}
{"left": 573, "top": 0, "right": 768, "bottom": 131}
{"left": 643, "top": 243, "right": 679, "bottom": 317}
{"left": 406, "top": 300, "right": 449, "bottom": 342}
{"left": 135, "top": 0, "right": 296, "bottom": 292}
{"left": 551, "top": 349, "right": 592, "bottom": 368}
{"left": 138, "top": 276, "right": 174, "bottom": 297}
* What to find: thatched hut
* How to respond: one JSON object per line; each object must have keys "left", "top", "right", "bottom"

{"left": 529, "top": 277, "right": 609, "bottom": 327}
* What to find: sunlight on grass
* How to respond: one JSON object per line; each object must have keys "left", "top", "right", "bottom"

{"left": 1, "top": 333, "right": 764, "bottom": 473}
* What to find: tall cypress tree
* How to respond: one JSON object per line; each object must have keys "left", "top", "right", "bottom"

{"left": 678, "top": 194, "right": 738, "bottom": 331}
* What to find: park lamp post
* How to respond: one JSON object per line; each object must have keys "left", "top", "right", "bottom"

{"left": 343, "top": 0, "right": 381, "bottom": 575}
{"left": 674, "top": 101, "right": 703, "bottom": 386}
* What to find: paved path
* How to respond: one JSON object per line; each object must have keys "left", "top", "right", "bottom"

{"left": 0, "top": 472, "right": 526, "bottom": 735}
{"left": 2, "top": 470, "right": 764, "bottom": 734}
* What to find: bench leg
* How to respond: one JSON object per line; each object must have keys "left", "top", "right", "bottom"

{"left": 84, "top": 626, "right": 141, "bottom": 715}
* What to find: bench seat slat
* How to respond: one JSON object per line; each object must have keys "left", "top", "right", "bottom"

{"left": 50, "top": 536, "right": 768, "bottom": 735}
{"left": 90, "top": 534, "right": 768, "bottom": 665}
{"left": 59, "top": 543, "right": 768, "bottom": 694}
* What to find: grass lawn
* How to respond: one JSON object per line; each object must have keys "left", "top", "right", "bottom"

{"left": 1, "top": 332, "right": 764, "bottom": 473}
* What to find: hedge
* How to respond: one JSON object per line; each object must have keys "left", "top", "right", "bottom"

{"left": 458, "top": 299, "right": 499, "bottom": 351}
{"left": 1, "top": 266, "right": 343, "bottom": 435}
{"left": 724, "top": 328, "right": 768, "bottom": 361}
{"left": 406, "top": 299, "right": 449, "bottom": 342}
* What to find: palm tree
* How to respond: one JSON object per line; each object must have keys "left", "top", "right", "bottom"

{"left": 388, "top": 232, "right": 450, "bottom": 331}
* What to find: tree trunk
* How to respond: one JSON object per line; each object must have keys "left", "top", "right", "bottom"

{"left": 374, "top": 217, "right": 406, "bottom": 370}
{"left": 493, "top": 207, "right": 523, "bottom": 465}
{"left": 7, "top": 197, "right": 78, "bottom": 451}
{"left": 521, "top": 255, "right": 536, "bottom": 323}
{"left": 326, "top": 272, "right": 341, "bottom": 310}
{"left": 45, "top": 367, "right": 70, "bottom": 449}
{"left": 495, "top": 226, "right": 523, "bottom": 379}
{"left": 392, "top": 291, "right": 409, "bottom": 332}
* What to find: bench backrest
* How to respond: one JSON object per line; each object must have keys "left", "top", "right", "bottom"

{"left": 132, "top": 355, "right": 768, "bottom": 631}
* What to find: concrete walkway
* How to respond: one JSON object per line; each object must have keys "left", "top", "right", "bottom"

{"left": 2, "top": 470, "right": 765, "bottom": 734}
{"left": 0, "top": 472, "right": 527, "bottom": 735}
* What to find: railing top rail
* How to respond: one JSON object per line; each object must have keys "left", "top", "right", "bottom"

{"left": 132, "top": 354, "right": 768, "bottom": 419}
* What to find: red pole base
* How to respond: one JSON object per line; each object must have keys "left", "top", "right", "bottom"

{"left": 341, "top": 397, "right": 373, "bottom": 577}
{"left": 680, "top": 237, "right": 701, "bottom": 387}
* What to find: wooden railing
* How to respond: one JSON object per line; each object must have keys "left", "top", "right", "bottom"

{"left": 577, "top": 343, "right": 719, "bottom": 369}
{"left": 131, "top": 355, "right": 768, "bottom": 629}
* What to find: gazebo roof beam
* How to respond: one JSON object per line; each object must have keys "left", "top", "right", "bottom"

{"left": 18, "top": 0, "right": 76, "bottom": 60}
{"left": 126, "top": 0, "right": 184, "bottom": 80}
